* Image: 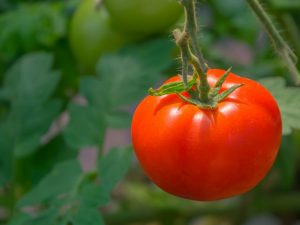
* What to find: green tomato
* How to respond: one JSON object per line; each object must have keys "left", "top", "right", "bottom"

{"left": 104, "top": 0, "right": 183, "bottom": 35}
{"left": 69, "top": 0, "right": 131, "bottom": 71}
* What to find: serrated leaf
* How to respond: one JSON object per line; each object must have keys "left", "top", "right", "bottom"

{"left": 98, "top": 146, "right": 132, "bottom": 192}
{"left": 78, "top": 184, "right": 111, "bottom": 207}
{"left": 13, "top": 147, "right": 132, "bottom": 225}
{"left": 106, "top": 110, "right": 131, "bottom": 128}
{"left": 79, "top": 77, "right": 108, "bottom": 110}
{"left": 13, "top": 100, "right": 62, "bottom": 156}
{"left": 259, "top": 77, "right": 300, "bottom": 135}
{"left": 31, "top": 136, "right": 77, "bottom": 185}
{"left": 23, "top": 205, "right": 60, "bottom": 225}
{"left": 13, "top": 161, "right": 84, "bottom": 225}
{"left": 97, "top": 55, "right": 150, "bottom": 107}
{"left": 64, "top": 39, "right": 175, "bottom": 149}
{"left": 63, "top": 104, "right": 106, "bottom": 149}
{"left": 3, "top": 52, "right": 60, "bottom": 102}
{"left": 118, "top": 38, "right": 175, "bottom": 72}
{"left": 71, "top": 205, "right": 105, "bottom": 225}
{"left": 96, "top": 39, "right": 174, "bottom": 107}
{"left": 0, "top": 53, "right": 61, "bottom": 185}
{"left": 18, "top": 160, "right": 82, "bottom": 207}
{"left": 8, "top": 53, "right": 61, "bottom": 157}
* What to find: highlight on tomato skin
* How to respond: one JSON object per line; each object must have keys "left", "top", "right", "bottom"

{"left": 131, "top": 69, "right": 282, "bottom": 201}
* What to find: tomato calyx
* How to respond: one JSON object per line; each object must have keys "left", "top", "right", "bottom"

{"left": 148, "top": 74, "right": 197, "bottom": 96}
{"left": 149, "top": 68, "right": 243, "bottom": 109}
{"left": 149, "top": 0, "right": 243, "bottom": 109}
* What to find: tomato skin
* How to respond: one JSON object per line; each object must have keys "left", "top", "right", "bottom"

{"left": 104, "top": 0, "right": 183, "bottom": 35}
{"left": 69, "top": 0, "right": 131, "bottom": 72}
{"left": 131, "top": 69, "right": 282, "bottom": 201}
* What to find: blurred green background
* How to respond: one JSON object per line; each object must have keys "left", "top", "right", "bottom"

{"left": 0, "top": 0, "right": 300, "bottom": 225}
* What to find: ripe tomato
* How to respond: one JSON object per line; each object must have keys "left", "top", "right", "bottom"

{"left": 104, "top": 0, "right": 183, "bottom": 35}
{"left": 131, "top": 69, "right": 282, "bottom": 201}
{"left": 69, "top": 0, "right": 132, "bottom": 72}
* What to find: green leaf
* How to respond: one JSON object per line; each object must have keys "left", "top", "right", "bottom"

{"left": 64, "top": 39, "right": 174, "bottom": 149}
{"left": 12, "top": 147, "right": 132, "bottom": 225}
{"left": 95, "top": 38, "right": 174, "bottom": 107}
{"left": 78, "top": 184, "right": 111, "bottom": 207}
{"left": 2, "top": 52, "right": 60, "bottom": 106}
{"left": 13, "top": 100, "right": 62, "bottom": 156}
{"left": 118, "top": 38, "right": 175, "bottom": 72}
{"left": 98, "top": 146, "right": 133, "bottom": 192}
{"left": 71, "top": 205, "right": 105, "bottom": 225}
{"left": 106, "top": 110, "right": 131, "bottom": 128}
{"left": 31, "top": 136, "right": 77, "bottom": 185}
{"left": 0, "top": 52, "right": 61, "bottom": 184}
{"left": 23, "top": 204, "right": 60, "bottom": 225}
{"left": 259, "top": 77, "right": 300, "bottom": 135}
{"left": 18, "top": 160, "right": 82, "bottom": 207}
{"left": 4, "top": 52, "right": 61, "bottom": 157}
{"left": 63, "top": 105, "right": 106, "bottom": 149}
{"left": 13, "top": 160, "right": 85, "bottom": 224}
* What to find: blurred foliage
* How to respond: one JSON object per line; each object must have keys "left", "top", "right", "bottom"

{"left": 0, "top": 3, "right": 65, "bottom": 57}
{"left": 0, "top": 0, "right": 300, "bottom": 225}
{"left": 10, "top": 147, "right": 132, "bottom": 225}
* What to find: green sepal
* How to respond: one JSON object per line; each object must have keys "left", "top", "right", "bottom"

{"left": 209, "top": 67, "right": 232, "bottom": 97}
{"left": 178, "top": 93, "right": 218, "bottom": 109}
{"left": 149, "top": 69, "right": 243, "bottom": 109}
{"left": 215, "top": 84, "right": 244, "bottom": 102}
{"left": 148, "top": 75, "right": 197, "bottom": 96}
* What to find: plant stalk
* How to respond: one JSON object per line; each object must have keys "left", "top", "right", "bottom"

{"left": 280, "top": 13, "right": 300, "bottom": 62}
{"left": 247, "top": 0, "right": 300, "bottom": 85}
{"left": 181, "top": 0, "right": 207, "bottom": 74}
{"left": 178, "top": 0, "right": 210, "bottom": 102}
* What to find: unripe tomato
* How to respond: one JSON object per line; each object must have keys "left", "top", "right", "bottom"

{"left": 69, "top": 0, "right": 131, "bottom": 71}
{"left": 104, "top": 0, "right": 183, "bottom": 35}
{"left": 131, "top": 69, "right": 282, "bottom": 201}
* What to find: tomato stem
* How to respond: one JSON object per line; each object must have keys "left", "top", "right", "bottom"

{"left": 181, "top": 0, "right": 207, "bottom": 74}
{"left": 176, "top": 0, "right": 211, "bottom": 102}
{"left": 173, "top": 29, "right": 190, "bottom": 90}
{"left": 247, "top": 0, "right": 300, "bottom": 85}
{"left": 280, "top": 14, "right": 300, "bottom": 62}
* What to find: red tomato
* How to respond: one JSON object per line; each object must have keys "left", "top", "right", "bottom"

{"left": 131, "top": 69, "right": 282, "bottom": 201}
